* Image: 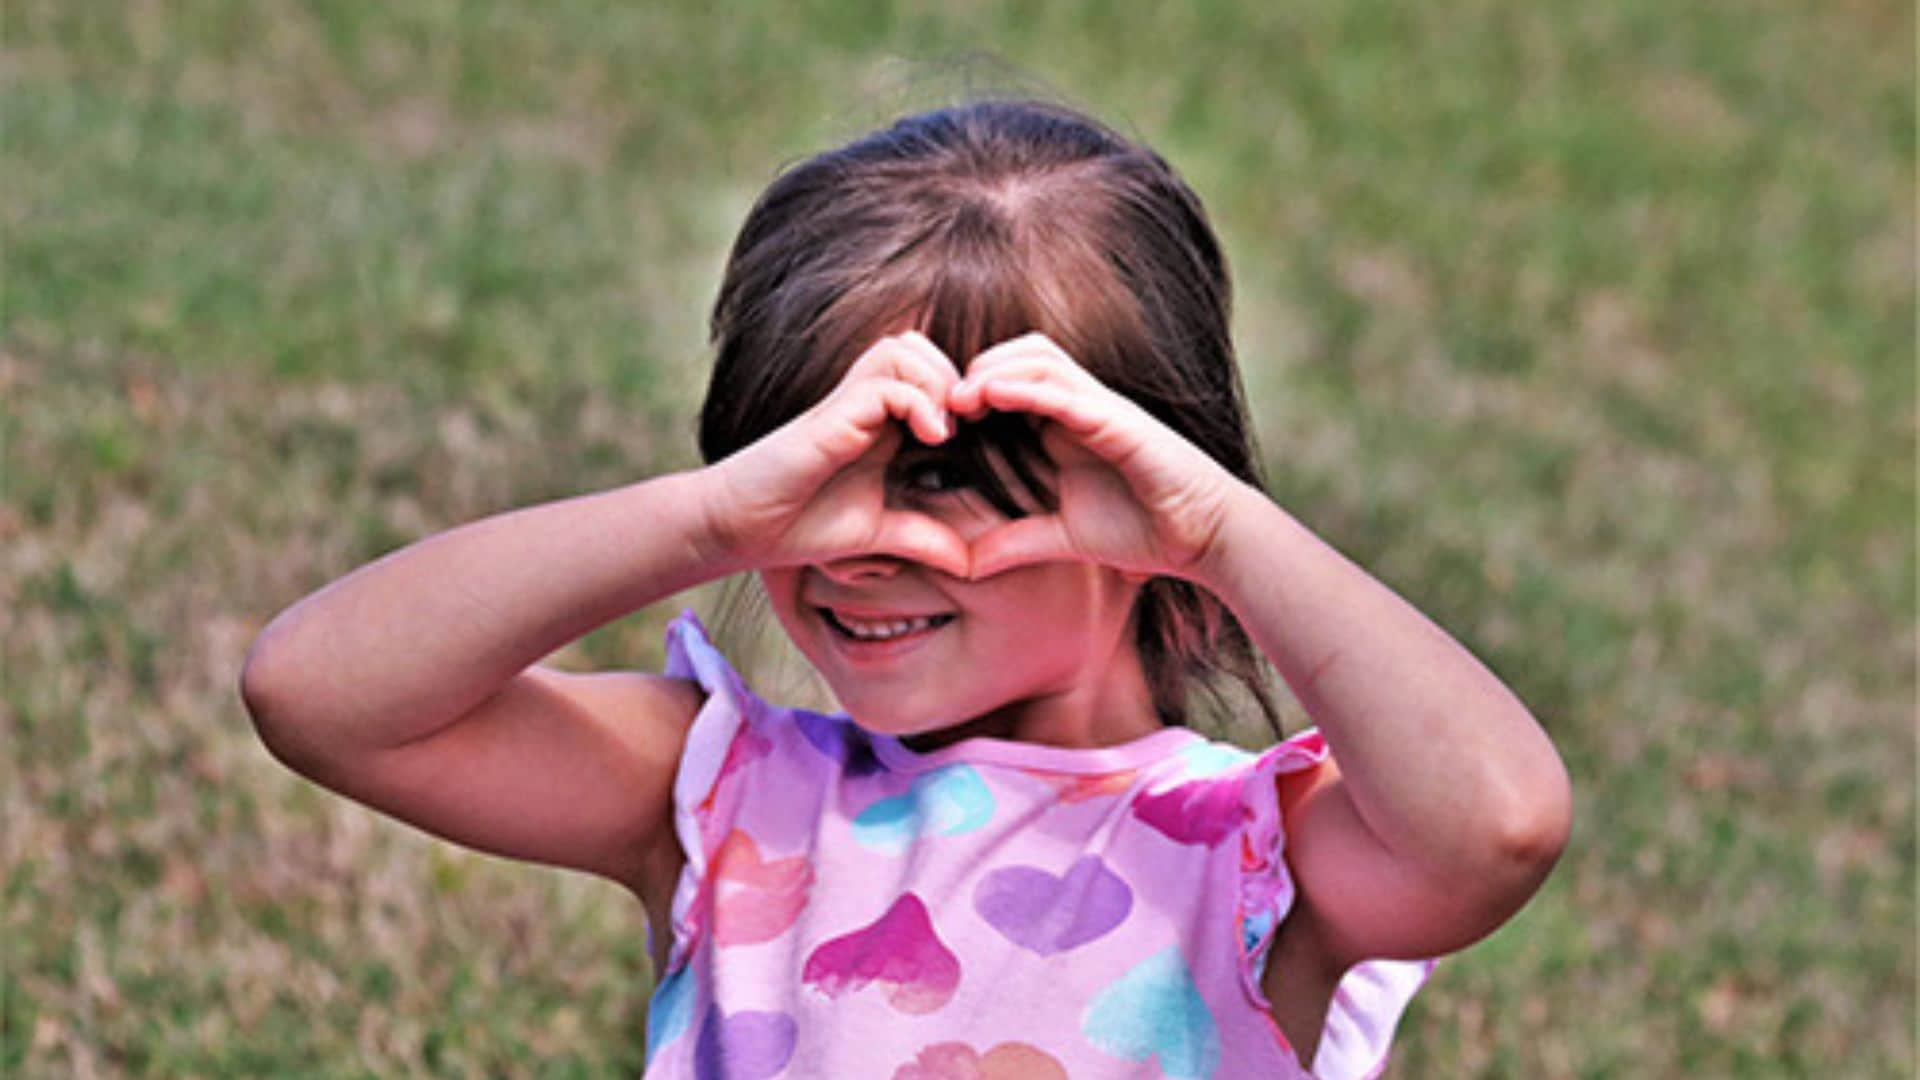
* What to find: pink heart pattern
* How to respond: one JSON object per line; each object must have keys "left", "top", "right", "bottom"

{"left": 1018, "top": 766, "right": 1139, "bottom": 803}
{"left": 709, "top": 829, "right": 813, "bottom": 946}
{"left": 1131, "top": 774, "right": 1246, "bottom": 846}
{"left": 801, "top": 892, "right": 960, "bottom": 1014}
{"left": 891, "top": 1041, "right": 1068, "bottom": 1080}
{"left": 694, "top": 727, "right": 772, "bottom": 854}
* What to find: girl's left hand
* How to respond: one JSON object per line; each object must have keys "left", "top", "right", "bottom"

{"left": 946, "top": 332, "right": 1249, "bottom": 582}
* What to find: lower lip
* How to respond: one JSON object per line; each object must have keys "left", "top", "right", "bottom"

{"left": 821, "top": 610, "right": 952, "bottom": 663}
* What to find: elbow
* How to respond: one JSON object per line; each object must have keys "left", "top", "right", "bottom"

{"left": 238, "top": 645, "right": 321, "bottom": 772}
{"left": 1420, "top": 725, "right": 1574, "bottom": 903}
{"left": 1494, "top": 796, "right": 1571, "bottom": 878}
{"left": 1424, "top": 760, "right": 1571, "bottom": 941}
{"left": 237, "top": 649, "right": 272, "bottom": 722}
{"left": 1485, "top": 753, "right": 1574, "bottom": 883}
{"left": 237, "top": 634, "right": 288, "bottom": 729}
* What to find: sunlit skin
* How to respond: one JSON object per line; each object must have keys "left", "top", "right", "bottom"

{"left": 757, "top": 308, "right": 1167, "bottom": 755}
{"left": 759, "top": 441, "right": 1166, "bottom": 754}
{"left": 241, "top": 313, "right": 1570, "bottom": 1067}
{"left": 740, "top": 325, "right": 1568, "bottom": 1063}
{"left": 666, "top": 317, "right": 1571, "bottom": 1063}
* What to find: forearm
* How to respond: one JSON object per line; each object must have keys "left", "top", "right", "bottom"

{"left": 239, "top": 467, "right": 737, "bottom": 757}
{"left": 1194, "top": 483, "right": 1571, "bottom": 877}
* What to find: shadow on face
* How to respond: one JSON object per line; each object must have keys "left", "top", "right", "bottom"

{"left": 888, "top": 408, "right": 1057, "bottom": 523}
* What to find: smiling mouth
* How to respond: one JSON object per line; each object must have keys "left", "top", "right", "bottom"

{"left": 817, "top": 607, "right": 956, "bottom": 643}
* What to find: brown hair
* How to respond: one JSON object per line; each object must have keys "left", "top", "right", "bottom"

{"left": 695, "top": 96, "right": 1283, "bottom": 739}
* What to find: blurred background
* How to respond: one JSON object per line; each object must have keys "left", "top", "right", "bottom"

{"left": 3, "top": 2, "right": 1912, "bottom": 1075}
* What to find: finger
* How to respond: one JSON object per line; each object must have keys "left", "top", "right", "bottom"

{"left": 963, "top": 354, "right": 1088, "bottom": 387}
{"left": 851, "top": 333, "right": 958, "bottom": 441}
{"left": 849, "top": 379, "right": 950, "bottom": 449}
{"left": 962, "top": 332, "right": 1079, "bottom": 382}
{"left": 870, "top": 510, "right": 973, "bottom": 580}
{"left": 847, "top": 408, "right": 904, "bottom": 467}
{"left": 815, "top": 381, "right": 935, "bottom": 469}
{"left": 965, "top": 378, "right": 1110, "bottom": 440}
{"left": 968, "top": 330, "right": 1062, "bottom": 366}
{"left": 967, "top": 515, "right": 1077, "bottom": 580}
{"left": 1034, "top": 420, "right": 1099, "bottom": 471}
{"left": 894, "top": 329, "right": 966, "bottom": 386}
{"left": 955, "top": 341, "right": 1034, "bottom": 396}
{"left": 881, "top": 333, "right": 961, "bottom": 429}
{"left": 949, "top": 357, "right": 1098, "bottom": 419}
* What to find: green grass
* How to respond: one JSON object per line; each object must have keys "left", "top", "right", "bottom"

{"left": 4, "top": 1, "right": 1912, "bottom": 1075}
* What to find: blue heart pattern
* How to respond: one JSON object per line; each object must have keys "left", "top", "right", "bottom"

{"left": 645, "top": 964, "right": 695, "bottom": 1064}
{"left": 851, "top": 764, "right": 995, "bottom": 852}
{"left": 1177, "top": 741, "right": 1254, "bottom": 779}
{"left": 1082, "top": 945, "right": 1221, "bottom": 1079}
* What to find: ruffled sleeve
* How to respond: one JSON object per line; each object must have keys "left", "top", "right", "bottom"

{"left": 656, "top": 607, "right": 774, "bottom": 974}
{"left": 1237, "top": 727, "right": 1439, "bottom": 1080}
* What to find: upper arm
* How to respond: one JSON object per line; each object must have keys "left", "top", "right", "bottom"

{"left": 1276, "top": 756, "right": 1557, "bottom": 969}
{"left": 261, "top": 665, "right": 705, "bottom": 898}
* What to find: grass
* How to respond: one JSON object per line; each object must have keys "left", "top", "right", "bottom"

{"left": 4, "top": 1, "right": 1912, "bottom": 1075}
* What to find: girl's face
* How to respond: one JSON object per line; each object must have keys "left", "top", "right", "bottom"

{"left": 758, "top": 440, "right": 1160, "bottom": 751}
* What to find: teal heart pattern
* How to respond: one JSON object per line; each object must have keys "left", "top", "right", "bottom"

{"left": 1081, "top": 945, "right": 1220, "bottom": 1078}
{"left": 851, "top": 764, "right": 995, "bottom": 852}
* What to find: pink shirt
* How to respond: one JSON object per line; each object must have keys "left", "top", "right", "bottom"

{"left": 644, "top": 609, "right": 1436, "bottom": 1079}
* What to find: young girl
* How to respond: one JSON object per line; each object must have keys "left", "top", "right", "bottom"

{"left": 241, "top": 98, "right": 1571, "bottom": 1078}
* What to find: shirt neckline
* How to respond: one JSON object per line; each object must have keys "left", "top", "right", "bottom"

{"left": 867, "top": 721, "right": 1204, "bottom": 775}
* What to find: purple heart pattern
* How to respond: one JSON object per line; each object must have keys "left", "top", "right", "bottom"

{"left": 972, "top": 855, "right": 1132, "bottom": 955}
{"left": 692, "top": 1004, "right": 796, "bottom": 1080}
{"left": 796, "top": 709, "right": 886, "bottom": 776}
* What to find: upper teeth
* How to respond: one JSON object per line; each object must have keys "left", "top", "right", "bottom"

{"left": 838, "top": 613, "right": 942, "bottom": 640}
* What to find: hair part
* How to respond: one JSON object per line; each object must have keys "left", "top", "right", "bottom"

{"left": 697, "top": 95, "right": 1284, "bottom": 739}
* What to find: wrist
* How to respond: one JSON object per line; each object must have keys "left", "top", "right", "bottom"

{"left": 674, "top": 463, "right": 756, "bottom": 578}
{"left": 620, "top": 465, "right": 752, "bottom": 583}
{"left": 1187, "top": 479, "right": 1277, "bottom": 595}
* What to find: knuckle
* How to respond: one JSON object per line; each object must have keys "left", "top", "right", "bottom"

{"left": 855, "top": 332, "right": 910, "bottom": 369}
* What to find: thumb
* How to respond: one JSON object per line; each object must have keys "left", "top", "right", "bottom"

{"left": 870, "top": 510, "right": 973, "bottom": 580}
{"left": 967, "top": 516, "right": 1076, "bottom": 580}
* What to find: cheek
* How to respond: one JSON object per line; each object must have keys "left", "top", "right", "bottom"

{"left": 757, "top": 570, "right": 808, "bottom": 635}
{"left": 967, "top": 574, "right": 1091, "bottom": 662}
{"left": 758, "top": 570, "right": 792, "bottom": 609}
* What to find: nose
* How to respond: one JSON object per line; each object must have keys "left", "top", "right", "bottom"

{"left": 817, "top": 554, "right": 905, "bottom": 584}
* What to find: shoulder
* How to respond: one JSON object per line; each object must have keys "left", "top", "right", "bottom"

{"left": 555, "top": 667, "right": 705, "bottom": 719}
{"left": 641, "top": 670, "right": 708, "bottom": 723}
{"left": 1275, "top": 748, "right": 1340, "bottom": 822}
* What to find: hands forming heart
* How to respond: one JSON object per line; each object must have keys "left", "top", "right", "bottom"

{"left": 698, "top": 330, "right": 1248, "bottom": 584}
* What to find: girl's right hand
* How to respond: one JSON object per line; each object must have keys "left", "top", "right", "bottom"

{"left": 695, "top": 331, "right": 972, "bottom": 578}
